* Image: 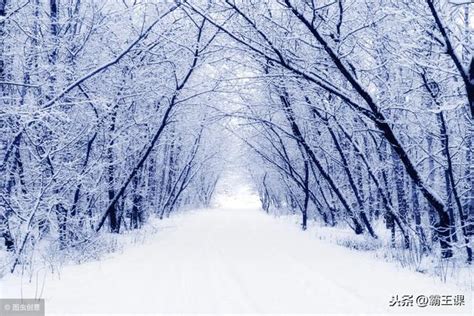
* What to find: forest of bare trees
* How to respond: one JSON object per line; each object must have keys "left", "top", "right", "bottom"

{"left": 209, "top": 0, "right": 473, "bottom": 264}
{"left": 0, "top": 0, "right": 229, "bottom": 273}
{"left": 0, "top": 0, "right": 472, "bottom": 277}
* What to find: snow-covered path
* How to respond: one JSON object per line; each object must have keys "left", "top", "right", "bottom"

{"left": 1, "top": 184, "right": 472, "bottom": 314}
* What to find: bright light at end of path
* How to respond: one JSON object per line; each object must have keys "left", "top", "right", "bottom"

{"left": 211, "top": 172, "right": 262, "bottom": 210}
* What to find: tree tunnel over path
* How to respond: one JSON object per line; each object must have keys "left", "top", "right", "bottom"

{"left": 1, "top": 0, "right": 473, "bottom": 301}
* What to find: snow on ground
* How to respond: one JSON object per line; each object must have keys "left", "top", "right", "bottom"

{"left": 0, "top": 174, "right": 472, "bottom": 315}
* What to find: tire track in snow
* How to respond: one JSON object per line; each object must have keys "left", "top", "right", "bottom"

{"left": 204, "top": 224, "right": 262, "bottom": 313}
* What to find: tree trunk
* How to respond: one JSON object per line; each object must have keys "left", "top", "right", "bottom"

{"left": 280, "top": 92, "right": 363, "bottom": 234}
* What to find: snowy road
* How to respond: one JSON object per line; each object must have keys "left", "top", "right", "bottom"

{"left": 1, "top": 185, "right": 472, "bottom": 314}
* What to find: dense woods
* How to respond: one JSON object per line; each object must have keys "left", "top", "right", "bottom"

{"left": 0, "top": 0, "right": 226, "bottom": 273}
{"left": 203, "top": 0, "right": 473, "bottom": 264}
{"left": 0, "top": 0, "right": 472, "bottom": 276}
